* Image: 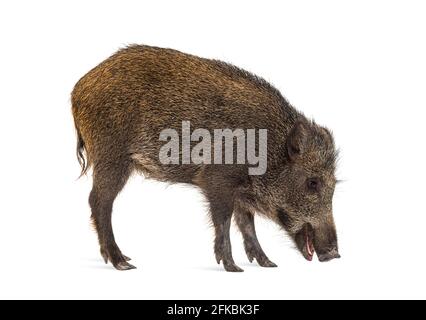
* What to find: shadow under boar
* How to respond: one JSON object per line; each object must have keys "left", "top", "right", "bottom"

{"left": 71, "top": 45, "right": 340, "bottom": 272}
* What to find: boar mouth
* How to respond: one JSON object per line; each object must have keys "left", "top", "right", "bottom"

{"left": 296, "top": 224, "right": 315, "bottom": 261}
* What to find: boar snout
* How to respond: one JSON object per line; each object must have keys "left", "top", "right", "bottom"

{"left": 317, "top": 247, "right": 341, "bottom": 262}
{"left": 314, "top": 220, "right": 340, "bottom": 262}
{"left": 293, "top": 218, "right": 340, "bottom": 263}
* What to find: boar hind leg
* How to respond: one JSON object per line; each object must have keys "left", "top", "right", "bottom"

{"left": 209, "top": 197, "right": 243, "bottom": 272}
{"left": 234, "top": 209, "right": 277, "bottom": 267}
{"left": 89, "top": 160, "right": 135, "bottom": 271}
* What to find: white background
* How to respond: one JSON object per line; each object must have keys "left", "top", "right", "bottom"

{"left": 0, "top": 0, "right": 425, "bottom": 300}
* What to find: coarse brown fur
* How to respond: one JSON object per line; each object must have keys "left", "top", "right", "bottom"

{"left": 72, "top": 45, "right": 340, "bottom": 271}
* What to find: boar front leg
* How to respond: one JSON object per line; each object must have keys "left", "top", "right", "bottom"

{"left": 234, "top": 208, "right": 277, "bottom": 267}
{"left": 205, "top": 192, "right": 243, "bottom": 272}
{"left": 197, "top": 168, "right": 243, "bottom": 272}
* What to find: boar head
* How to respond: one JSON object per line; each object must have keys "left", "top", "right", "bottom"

{"left": 273, "top": 120, "right": 340, "bottom": 262}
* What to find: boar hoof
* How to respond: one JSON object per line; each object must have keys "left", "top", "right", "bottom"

{"left": 244, "top": 246, "right": 276, "bottom": 267}
{"left": 101, "top": 248, "right": 132, "bottom": 264}
{"left": 101, "top": 249, "right": 109, "bottom": 264}
{"left": 122, "top": 254, "right": 132, "bottom": 262}
{"left": 114, "top": 261, "right": 137, "bottom": 271}
{"left": 258, "top": 259, "right": 277, "bottom": 268}
{"left": 223, "top": 262, "right": 244, "bottom": 272}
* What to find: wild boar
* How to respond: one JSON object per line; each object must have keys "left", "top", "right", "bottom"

{"left": 71, "top": 45, "right": 340, "bottom": 272}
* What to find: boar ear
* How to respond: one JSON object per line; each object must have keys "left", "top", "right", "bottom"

{"left": 287, "top": 120, "right": 308, "bottom": 161}
{"left": 319, "top": 126, "right": 334, "bottom": 146}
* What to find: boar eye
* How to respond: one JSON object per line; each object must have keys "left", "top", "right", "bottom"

{"left": 306, "top": 178, "right": 321, "bottom": 192}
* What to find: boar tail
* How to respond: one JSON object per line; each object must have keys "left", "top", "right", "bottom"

{"left": 75, "top": 124, "right": 89, "bottom": 178}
